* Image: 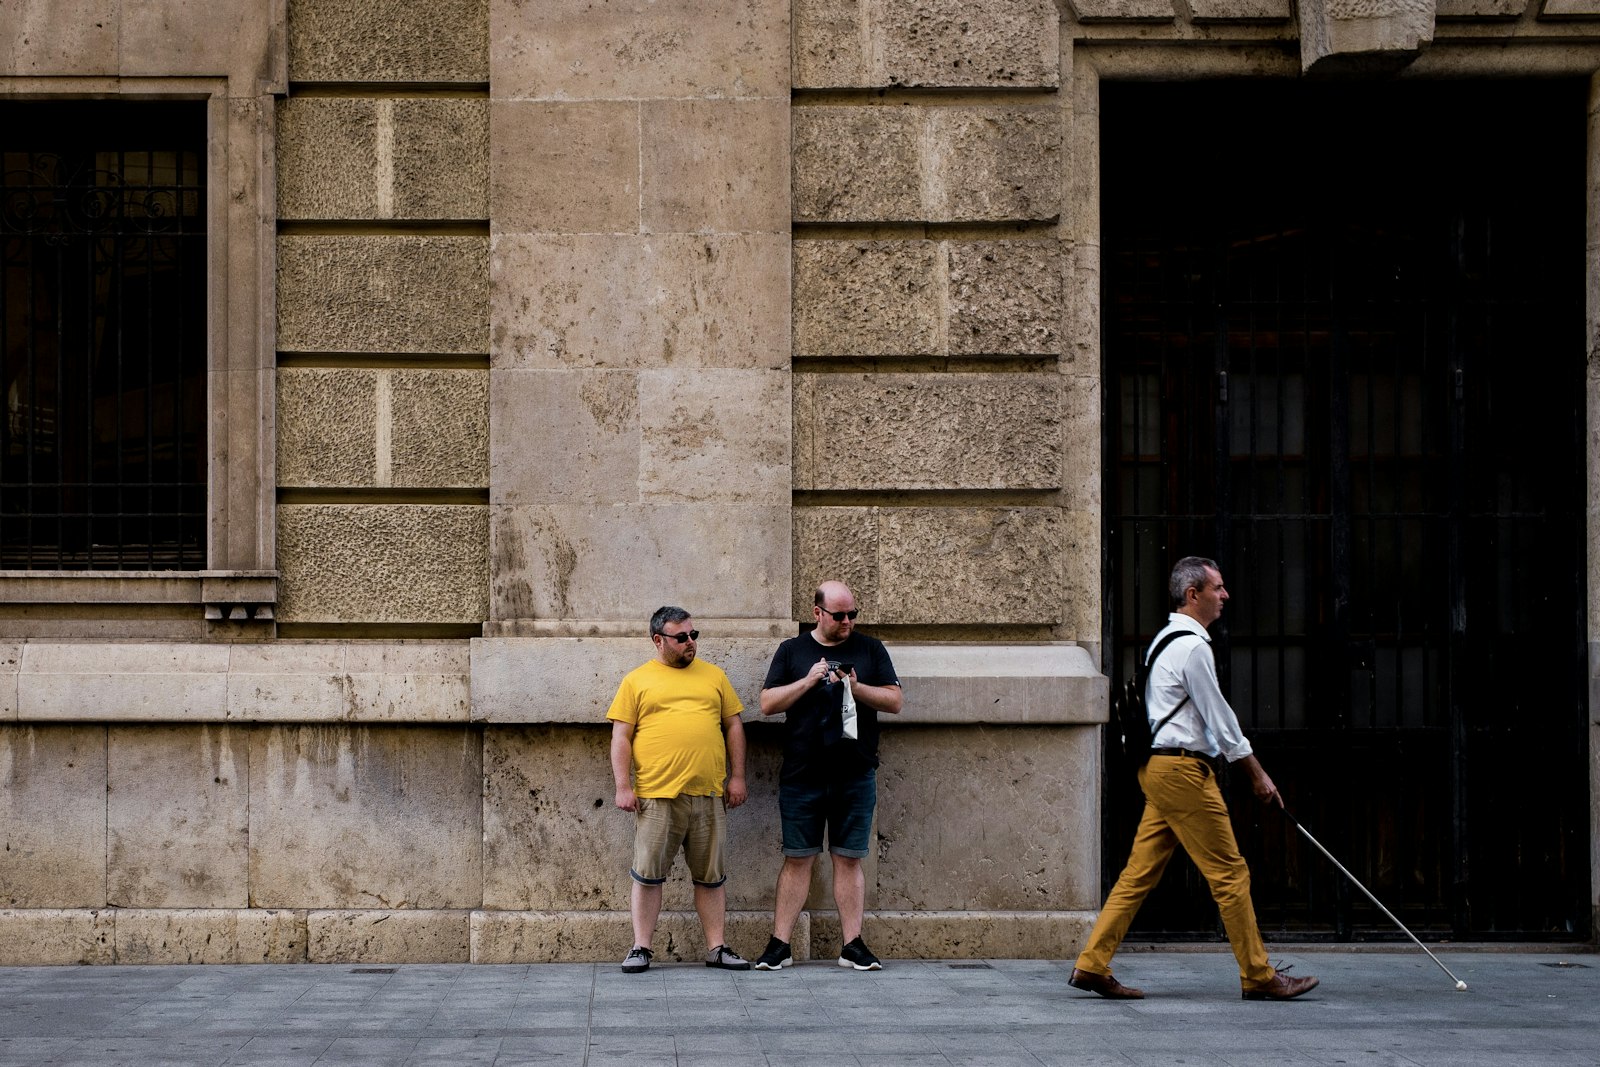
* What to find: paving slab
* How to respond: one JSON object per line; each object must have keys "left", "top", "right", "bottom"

{"left": 0, "top": 950, "right": 1594, "bottom": 1065}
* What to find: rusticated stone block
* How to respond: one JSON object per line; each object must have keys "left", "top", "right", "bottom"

{"left": 277, "top": 505, "right": 488, "bottom": 623}
{"left": 639, "top": 369, "right": 790, "bottom": 504}
{"left": 249, "top": 725, "right": 482, "bottom": 909}
{"left": 276, "top": 98, "right": 379, "bottom": 220}
{"left": 288, "top": 0, "right": 488, "bottom": 82}
{"left": 794, "top": 507, "right": 1062, "bottom": 624}
{"left": 481, "top": 726, "right": 784, "bottom": 912}
{"left": 794, "top": 373, "right": 1063, "bottom": 490}
{"left": 925, "top": 107, "right": 1062, "bottom": 222}
{"left": 1065, "top": 0, "right": 1177, "bottom": 19}
{"left": 489, "top": 0, "right": 788, "bottom": 101}
{"left": 875, "top": 725, "right": 1098, "bottom": 909}
{"left": 490, "top": 101, "right": 639, "bottom": 234}
{"left": 0, "top": 726, "right": 107, "bottom": 907}
{"left": 793, "top": 108, "right": 922, "bottom": 222}
{"left": 808, "top": 910, "right": 1094, "bottom": 960}
{"left": 393, "top": 99, "right": 491, "bottom": 219}
{"left": 878, "top": 507, "right": 1062, "bottom": 624}
{"left": 793, "top": 242, "right": 941, "bottom": 357}
{"left": 490, "top": 370, "right": 640, "bottom": 506}
{"left": 489, "top": 504, "right": 789, "bottom": 621}
{"left": 641, "top": 99, "right": 790, "bottom": 235}
{"left": 107, "top": 726, "right": 250, "bottom": 908}
{"left": 1187, "top": 0, "right": 1293, "bottom": 17}
{"left": 491, "top": 234, "right": 788, "bottom": 369}
{"left": 791, "top": 508, "right": 882, "bottom": 623}
{"left": 471, "top": 637, "right": 781, "bottom": 723}
{"left": 0, "top": 909, "right": 113, "bottom": 965}
{"left": 114, "top": 909, "right": 307, "bottom": 964}
{"left": 390, "top": 369, "right": 490, "bottom": 487}
{"left": 1299, "top": 0, "right": 1434, "bottom": 73}
{"left": 795, "top": 0, "right": 1060, "bottom": 89}
{"left": 277, "top": 236, "right": 489, "bottom": 355}
{"left": 308, "top": 910, "right": 470, "bottom": 962}
{"left": 278, "top": 369, "right": 378, "bottom": 487}
{"left": 471, "top": 910, "right": 790, "bottom": 963}
{"left": 948, "top": 241, "right": 1063, "bottom": 356}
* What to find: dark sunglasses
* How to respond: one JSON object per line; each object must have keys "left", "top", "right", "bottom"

{"left": 656, "top": 630, "right": 699, "bottom": 644}
{"left": 820, "top": 609, "right": 858, "bottom": 622}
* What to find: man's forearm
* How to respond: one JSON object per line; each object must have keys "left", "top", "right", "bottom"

{"left": 851, "top": 681, "right": 902, "bottom": 715}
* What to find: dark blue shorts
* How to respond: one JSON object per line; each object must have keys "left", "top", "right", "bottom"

{"left": 779, "top": 771, "right": 876, "bottom": 859}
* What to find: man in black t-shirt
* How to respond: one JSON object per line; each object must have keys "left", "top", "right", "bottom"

{"left": 752, "top": 580, "right": 902, "bottom": 972}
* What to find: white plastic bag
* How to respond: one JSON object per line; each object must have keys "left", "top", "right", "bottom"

{"left": 841, "top": 674, "right": 858, "bottom": 740}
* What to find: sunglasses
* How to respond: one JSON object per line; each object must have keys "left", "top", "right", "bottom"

{"left": 656, "top": 630, "right": 699, "bottom": 644}
{"left": 819, "top": 609, "right": 858, "bottom": 622}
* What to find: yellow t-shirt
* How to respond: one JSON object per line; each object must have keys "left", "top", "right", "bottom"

{"left": 607, "top": 658, "right": 744, "bottom": 799}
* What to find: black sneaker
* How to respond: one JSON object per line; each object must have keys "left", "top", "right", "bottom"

{"left": 754, "top": 936, "right": 792, "bottom": 970}
{"left": 838, "top": 936, "right": 881, "bottom": 971}
{"left": 621, "top": 945, "right": 653, "bottom": 973}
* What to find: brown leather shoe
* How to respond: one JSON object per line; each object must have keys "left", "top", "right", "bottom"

{"left": 1242, "top": 971, "right": 1319, "bottom": 1001}
{"left": 1069, "top": 967, "right": 1145, "bottom": 999}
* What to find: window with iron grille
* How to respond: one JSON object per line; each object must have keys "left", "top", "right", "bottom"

{"left": 1, "top": 100, "right": 207, "bottom": 570}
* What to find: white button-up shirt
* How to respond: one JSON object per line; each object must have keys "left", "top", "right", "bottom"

{"left": 1145, "top": 613, "right": 1253, "bottom": 763}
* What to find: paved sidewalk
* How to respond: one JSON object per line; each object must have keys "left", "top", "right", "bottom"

{"left": 0, "top": 950, "right": 1595, "bottom": 1066}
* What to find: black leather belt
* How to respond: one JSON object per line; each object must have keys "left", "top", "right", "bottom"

{"left": 1150, "top": 747, "right": 1217, "bottom": 761}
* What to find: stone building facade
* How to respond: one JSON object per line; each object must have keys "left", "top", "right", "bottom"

{"left": 0, "top": 0, "right": 1594, "bottom": 963}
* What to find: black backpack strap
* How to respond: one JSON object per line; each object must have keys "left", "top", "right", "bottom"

{"left": 1143, "top": 631, "right": 1202, "bottom": 741}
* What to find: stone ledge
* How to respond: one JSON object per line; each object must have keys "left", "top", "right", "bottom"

{"left": 806, "top": 910, "right": 1094, "bottom": 961}
{"left": 13, "top": 641, "right": 470, "bottom": 723}
{"left": 470, "top": 910, "right": 794, "bottom": 964}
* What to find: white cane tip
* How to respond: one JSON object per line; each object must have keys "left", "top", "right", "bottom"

{"left": 1455, "top": 981, "right": 1467, "bottom": 991}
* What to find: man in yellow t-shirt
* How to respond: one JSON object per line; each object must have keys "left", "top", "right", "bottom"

{"left": 608, "top": 605, "right": 750, "bottom": 973}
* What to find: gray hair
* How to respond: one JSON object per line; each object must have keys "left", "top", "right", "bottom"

{"left": 649, "top": 605, "right": 691, "bottom": 636}
{"left": 1169, "top": 556, "right": 1219, "bottom": 609}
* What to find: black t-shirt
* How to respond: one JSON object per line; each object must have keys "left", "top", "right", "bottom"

{"left": 763, "top": 631, "right": 900, "bottom": 783}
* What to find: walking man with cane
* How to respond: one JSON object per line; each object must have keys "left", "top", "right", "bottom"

{"left": 1070, "top": 556, "right": 1320, "bottom": 1001}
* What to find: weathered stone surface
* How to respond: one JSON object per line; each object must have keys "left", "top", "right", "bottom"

{"left": 277, "top": 505, "right": 489, "bottom": 623}
{"left": 278, "top": 369, "right": 378, "bottom": 487}
{"left": 491, "top": 234, "right": 788, "bottom": 369}
{"left": 878, "top": 507, "right": 1062, "bottom": 624}
{"left": 278, "top": 236, "right": 489, "bottom": 355}
{"left": 794, "top": 373, "right": 1063, "bottom": 490}
{"left": 864, "top": 0, "right": 1060, "bottom": 89}
{"left": 249, "top": 726, "right": 482, "bottom": 908}
{"left": 876, "top": 725, "right": 1098, "bottom": 909}
{"left": 1061, "top": 370, "right": 1100, "bottom": 509}
{"left": 470, "top": 637, "right": 782, "bottom": 723}
{"left": 390, "top": 369, "right": 491, "bottom": 488}
{"left": 890, "top": 645, "right": 1107, "bottom": 724}
{"left": 794, "top": 507, "right": 1062, "bottom": 625}
{"left": 0, "top": 909, "right": 113, "bottom": 965}
{"left": 791, "top": 509, "right": 882, "bottom": 624}
{"left": 227, "top": 642, "right": 472, "bottom": 722}
{"left": 308, "top": 910, "right": 470, "bottom": 962}
{"left": 107, "top": 726, "right": 250, "bottom": 908}
{"left": 288, "top": 0, "right": 488, "bottom": 82}
{"left": 0, "top": 642, "right": 19, "bottom": 720}
{"left": 489, "top": 0, "right": 788, "bottom": 101}
{"left": 0, "top": 726, "right": 107, "bottom": 907}
{"left": 481, "top": 726, "right": 784, "bottom": 911}
{"left": 490, "top": 370, "right": 640, "bottom": 506}
{"left": 490, "top": 101, "right": 640, "bottom": 234}
{"left": 948, "top": 241, "right": 1064, "bottom": 356}
{"left": 392, "top": 99, "right": 491, "bottom": 220}
{"left": 793, "top": 242, "right": 941, "bottom": 357}
{"left": 793, "top": 0, "right": 865, "bottom": 88}
{"left": 0, "top": 0, "right": 118, "bottom": 75}
{"left": 925, "top": 107, "right": 1063, "bottom": 222}
{"left": 1060, "top": 509, "right": 1099, "bottom": 646}
{"left": 1539, "top": 0, "right": 1600, "bottom": 13}
{"left": 114, "top": 909, "right": 306, "bottom": 964}
{"left": 808, "top": 910, "right": 1094, "bottom": 960}
{"left": 276, "top": 98, "right": 379, "bottom": 219}
{"left": 639, "top": 370, "right": 790, "bottom": 504}
{"left": 1187, "top": 0, "right": 1293, "bottom": 17}
{"left": 17, "top": 643, "right": 230, "bottom": 721}
{"left": 640, "top": 100, "right": 790, "bottom": 235}
{"left": 490, "top": 505, "right": 790, "bottom": 623}
{"left": 471, "top": 910, "right": 791, "bottom": 963}
{"left": 1299, "top": 0, "right": 1435, "bottom": 73}
{"left": 792, "top": 108, "right": 922, "bottom": 222}
{"left": 1065, "top": 0, "right": 1177, "bottom": 19}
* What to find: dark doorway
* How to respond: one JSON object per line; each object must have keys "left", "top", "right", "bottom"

{"left": 1101, "top": 80, "right": 1590, "bottom": 940}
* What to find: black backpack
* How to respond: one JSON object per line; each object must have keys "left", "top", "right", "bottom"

{"left": 1114, "top": 631, "right": 1199, "bottom": 766}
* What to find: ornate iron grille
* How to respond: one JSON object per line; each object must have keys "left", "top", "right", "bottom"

{"left": 1, "top": 101, "right": 207, "bottom": 569}
{"left": 1102, "top": 81, "right": 1589, "bottom": 940}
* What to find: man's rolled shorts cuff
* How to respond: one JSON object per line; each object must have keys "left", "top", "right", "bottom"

{"left": 827, "top": 844, "right": 869, "bottom": 860}
{"left": 691, "top": 875, "right": 728, "bottom": 888}
{"left": 629, "top": 869, "right": 668, "bottom": 886}
{"left": 781, "top": 845, "right": 824, "bottom": 859}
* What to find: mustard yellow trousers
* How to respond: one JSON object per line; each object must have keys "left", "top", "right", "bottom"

{"left": 1075, "top": 754, "right": 1275, "bottom": 983}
